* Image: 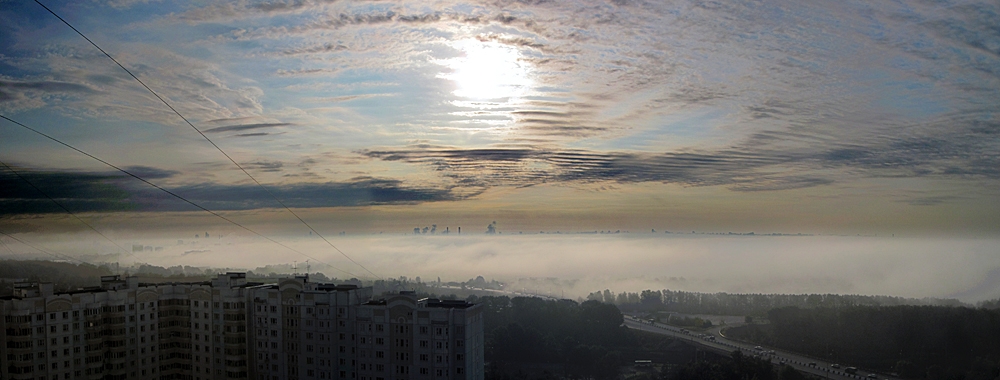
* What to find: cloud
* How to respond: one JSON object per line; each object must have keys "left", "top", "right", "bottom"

{"left": 122, "top": 166, "right": 179, "bottom": 179}
{"left": 166, "top": 176, "right": 461, "bottom": 211}
{"left": 361, "top": 123, "right": 1000, "bottom": 192}
{"left": 2, "top": 0, "right": 998, "bottom": 230}
{"left": 233, "top": 132, "right": 272, "bottom": 138}
{"left": 0, "top": 168, "right": 461, "bottom": 216}
{"left": 360, "top": 145, "right": 794, "bottom": 190}
{"left": 728, "top": 177, "right": 835, "bottom": 192}
{"left": 275, "top": 68, "right": 340, "bottom": 76}
{"left": 0, "top": 79, "right": 98, "bottom": 110}
{"left": 0, "top": 169, "right": 138, "bottom": 215}
{"left": 902, "top": 196, "right": 961, "bottom": 207}
{"left": 0, "top": 42, "right": 267, "bottom": 124}
{"left": 203, "top": 122, "right": 291, "bottom": 134}
{"left": 242, "top": 160, "right": 284, "bottom": 172}
{"left": 309, "top": 94, "right": 397, "bottom": 103}
{"left": 0, "top": 79, "right": 97, "bottom": 97}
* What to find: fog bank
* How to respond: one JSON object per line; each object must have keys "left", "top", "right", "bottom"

{"left": 6, "top": 234, "right": 998, "bottom": 303}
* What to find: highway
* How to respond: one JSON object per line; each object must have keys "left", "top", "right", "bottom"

{"left": 623, "top": 316, "right": 894, "bottom": 380}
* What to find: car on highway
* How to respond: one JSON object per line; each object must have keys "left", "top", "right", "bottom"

{"left": 845, "top": 367, "right": 858, "bottom": 374}
{"left": 808, "top": 362, "right": 817, "bottom": 367}
{"left": 867, "top": 374, "right": 879, "bottom": 379}
{"left": 831, "top": 364, "right": 841, "bottom": 369}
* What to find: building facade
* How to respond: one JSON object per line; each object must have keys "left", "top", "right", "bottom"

{"left": 245, "top": 276, "right": 484, "bottom": 380}
{"left": 1, "top": 273, "right": 483, "bottom": 380}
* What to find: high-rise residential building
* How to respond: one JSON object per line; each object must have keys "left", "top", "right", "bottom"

{"left": 245, "top": 276, "right": 484, "bottom": 380}
{"left": 1, "top": 273, "right": 484, "bottom": 380}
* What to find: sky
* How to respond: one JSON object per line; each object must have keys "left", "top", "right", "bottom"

{"left": 1, "top": 1, "right": 999, "bottom": 298}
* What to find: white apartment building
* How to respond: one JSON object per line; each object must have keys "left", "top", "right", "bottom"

{"left": 1, "top": 273, "right": 484, "bottom": 380}
{"left": 0, "top": 273, "right": 251, "bottom": 380}
{"left": 245, "top": 275, "right": 484, "bottom": 380}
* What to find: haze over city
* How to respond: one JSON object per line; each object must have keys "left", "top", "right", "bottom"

{"left": 2, "top": 0, "right": 999, "bottom": 303}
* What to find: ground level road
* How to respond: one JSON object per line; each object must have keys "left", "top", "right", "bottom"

{"left": 622, "top": 315, "right": 894, "bottom": 380}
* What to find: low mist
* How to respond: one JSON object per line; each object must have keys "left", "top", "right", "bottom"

{"left": 11, "top": 234, "right": 1000, "bottom": 303}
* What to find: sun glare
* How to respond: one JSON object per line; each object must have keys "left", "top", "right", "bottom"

{"left": 440, "top": 39, "right": 533, "bottom": 101}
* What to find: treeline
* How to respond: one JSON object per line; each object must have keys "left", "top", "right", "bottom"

{"left": 726, "top": 306, "right": 1000, "bottom": 379}
{"left": 476, "top": 296, "right": 630, "bottom": 379}
{"left": 0, "top": 260, "right": 113, "bottom": 293}
{"left": 587, "top": 289, "right": 967, "bottom": 315}
{"left": 979, "top": 298, "right": 1000, "bottom": 309}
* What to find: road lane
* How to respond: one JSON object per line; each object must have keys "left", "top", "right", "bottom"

{"left": 622, "top": 315, "right": 893, "bottom": 380}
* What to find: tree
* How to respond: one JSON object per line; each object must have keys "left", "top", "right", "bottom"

{"left": 640, "top": 289, "right": 663, "bottom": 308}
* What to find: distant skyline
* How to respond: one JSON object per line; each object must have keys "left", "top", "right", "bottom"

{"left": 1, "top": 0, "right": 999, "bottom": 237}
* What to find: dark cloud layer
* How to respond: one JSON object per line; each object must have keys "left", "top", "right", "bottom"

{"left": 361, "top": 123, "right": 1000, "bottom": 192}
{"left": 0, "top": 169, "right": 458, "bottom": 216}
{"left": 0, "top": 170, "right": 136, "bottom": 215}
{"left": 361, "top": 146, "right": 800, "bottom": 190}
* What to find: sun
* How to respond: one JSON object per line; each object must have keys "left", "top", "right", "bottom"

{"left": 439, "top": 39, "right": 533, "bottom": 100}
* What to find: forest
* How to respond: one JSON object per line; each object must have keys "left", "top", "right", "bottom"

{"left": 587, "top": 288, "right": 972, "bottom": 315}
{"left": 476, "top": 296, "right": 630, "bottom": 379}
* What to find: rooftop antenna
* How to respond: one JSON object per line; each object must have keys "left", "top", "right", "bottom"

{"left": 306, "top": 260, "right": 311, "bottom": 274}
{"left": 293, "top": 261, "right": 297, "bottom": 275}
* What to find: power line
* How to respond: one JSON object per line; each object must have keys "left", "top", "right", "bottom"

{"left": 33, "top": 0, "right": 382, "bottom": 281}
{"left": 1, "top": 160, "right": 137, "bottom": 267}
{"left": 0, "top": 229, "right": 92, "bottom": 266}
{"left": 0, "top": 114, "right": 360, "bottom": 279}
{"left": 0, "top": 235, "right": 17, "bottom": 255}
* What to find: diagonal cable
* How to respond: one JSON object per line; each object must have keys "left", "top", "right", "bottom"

{"left": 33, "top": 0, "right": 382, "bottom": 280}
{"left": 0, "top": 229, "right": 90, "bottom": 265}
{"left": 0, "top": 235, "right": 18, "bottom": 255}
